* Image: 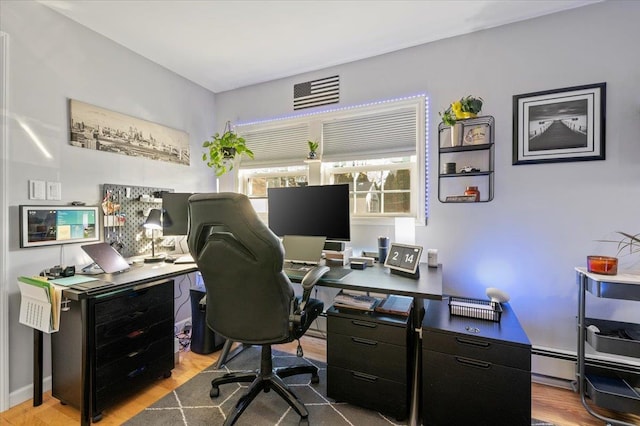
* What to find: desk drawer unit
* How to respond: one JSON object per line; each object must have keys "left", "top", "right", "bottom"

{"left": 52, "top": 279, "right": 175, "bottom": 421}
{"left": 421, "top": 298, "right": 531, "bottom": 426}
{"left": 326, "top": 306, "right": 412, "bottom": 420}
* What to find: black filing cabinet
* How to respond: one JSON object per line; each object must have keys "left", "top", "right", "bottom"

{"left": 327, "top": 305, "right": 412, "bottom": 420}
{"left": 52, "top": 279, "right": 175, "bottom": 422}
{"left": 421, "top": 298, "right": 531, "bottom": 426}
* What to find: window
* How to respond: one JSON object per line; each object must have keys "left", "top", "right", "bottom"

{"left": 236, "top": 95, "right": 427, "bottom": 222}
{"left": 325, "top": 158, "right": 415, "bottom": 216}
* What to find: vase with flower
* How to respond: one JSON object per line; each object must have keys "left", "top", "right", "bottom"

{"left": 439, "top": 95, "right": 484, "bottom": 147}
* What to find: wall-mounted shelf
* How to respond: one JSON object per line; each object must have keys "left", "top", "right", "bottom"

{"left": 438, "top": 116, "right": 494, "bottom": 203}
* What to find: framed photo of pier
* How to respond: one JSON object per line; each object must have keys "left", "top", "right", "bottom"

{"left": 512, "top": 83, "right": 605, "bottom": 165}
{"left": 68, "top": 99, "right": 190, "bottom": 165}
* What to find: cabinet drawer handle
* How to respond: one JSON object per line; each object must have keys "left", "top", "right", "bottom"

{"left": 127, "top": 344, "right": 151, "bottom": 358}
{"left": 351, "top": 320, "right": 377, "bottom": 329}
{"left": 127, "top": 365, "right": 147, "bottom": 378}
{"left": 128, "top": 309, "right": 149, "bottom": 319}
{"left": 455, "top": 337, "right": 490, "bottom": 348}
{"left": 456, "top": 357, "right": 491, "bottom": 369}
{"left": 351, "top": 371, "right": 378, "bottom": 383}
{"left": 127, "top": 328, "right": 149, "bottom": 339}
{"left": 351, "top": 337, "right": 378, "bottom": 347}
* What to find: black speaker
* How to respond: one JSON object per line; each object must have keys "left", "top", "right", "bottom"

{"left": 324, "top": 241, "right": 346, "bottom": 251}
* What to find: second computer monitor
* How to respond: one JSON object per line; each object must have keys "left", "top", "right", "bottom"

{"left": 267, "top": 184, "right": 350, "bottom": 241}
{"left": 162, "top": 192, "right": 194, "bottom": 236}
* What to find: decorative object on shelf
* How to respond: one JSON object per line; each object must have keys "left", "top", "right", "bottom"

{"left": 588, "top": 231, "right": 640, "bottom": 275}
{"left": 307, "top": 140, "right": 319, "bottom": 159}
{"left": 442, "top": 162, "right": 456, "bottom": 174}
{"left": 597, "top": 231, "right": 640, "bottom": 259}
{"left": 586, "top": 255, "right": 618, "bottom": 275}
{"left": 202, "top": 121, "right": 254, "bottom": 176}
{"left": 383, "top": 242, "right": 423, "bottom": 279}
{"left": 463, "top": 125, "right": 487, "bottom": 146}
{"left": 486, "top": 287, "right": 510, "bottom": 303}
{"left": 444, "top": 195, "right": 477, "bottom": 202}
{"left": 439, "top": 95, "right": 484, "bottom": 126}
{"left": 513, "top": 82, "right": 606, "bottom": 165}
{"left": 464, "top": 186, "right": 480, "bottom": 202}
{"left": 459, "top": 165, "right": 480, "bottom": 173}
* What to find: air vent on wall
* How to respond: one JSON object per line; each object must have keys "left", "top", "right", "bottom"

{"left": 293, "top": 75, "right": 339, "bottom": 110}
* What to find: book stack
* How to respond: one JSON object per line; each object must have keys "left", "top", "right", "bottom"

{"left": 333, "top": 291, "right": 380, "bottom": 311}
{"left": 375, "top": 295, "right": 413, "bottom": 317}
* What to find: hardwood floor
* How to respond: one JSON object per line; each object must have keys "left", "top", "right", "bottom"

{"left": 1, "top": 336, "right": 638, "bottom": 425}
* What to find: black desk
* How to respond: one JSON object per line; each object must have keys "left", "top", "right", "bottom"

{"left": 32, "top": 262, "right": 197, "bottom": 426}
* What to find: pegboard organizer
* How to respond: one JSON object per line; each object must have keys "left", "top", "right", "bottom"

{"left": 102, "top": 183, "right": 174, "bottom": 258}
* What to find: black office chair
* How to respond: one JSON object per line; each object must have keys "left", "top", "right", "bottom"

{"left": 187, "top": 192, "right": 328, "bottom": 426}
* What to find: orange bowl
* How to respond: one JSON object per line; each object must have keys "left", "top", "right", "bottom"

{"left": 587, "top": 256, "right": 618, "bottom": 275}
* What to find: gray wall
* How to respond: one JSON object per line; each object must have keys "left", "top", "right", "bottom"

{"left": 1, "top": 1, "right": 217, "bottom": 405}
{"left": 215, "top": 0, "right": 640, "bottom": 377}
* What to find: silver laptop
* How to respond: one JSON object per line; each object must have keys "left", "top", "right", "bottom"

{"left": 81, "top": 242, "right": 131, "bottom": 274}
{"left": 282, "top": 235, "right": 326, "bottom": 266}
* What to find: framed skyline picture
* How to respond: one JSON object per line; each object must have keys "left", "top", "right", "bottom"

{"left": 68, "top": 99, "right": 190, "bottom": 165}
{"left": 512, "top": 82, "right": 606, "bottom": 165}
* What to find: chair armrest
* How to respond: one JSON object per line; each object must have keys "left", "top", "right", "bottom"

{"left": 301, "top": 265, "right": 330, "bottom": 291}
{"left": 299, "top": 265, "right": 330, "bottom": 308}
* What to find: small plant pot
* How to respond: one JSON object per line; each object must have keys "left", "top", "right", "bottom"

{"left": 587, "top": 255, "right": 618, "bottom": 275}
{"left": 221, "top": 147, "right": 236, "bottom": 159}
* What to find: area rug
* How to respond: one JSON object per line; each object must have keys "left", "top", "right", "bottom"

{"left": 125, "top": 346, "right": 554, "bottom": 425}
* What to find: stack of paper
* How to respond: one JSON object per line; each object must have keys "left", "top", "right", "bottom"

{"left": 17, "top": 276, "right": 62, "bottom": 333}
{"left": 333, "top": 291, "right": 380, "bottom": 311}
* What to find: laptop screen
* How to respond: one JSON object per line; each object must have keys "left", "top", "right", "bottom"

{"left": 282, "top": 235, "right": 326, "bottom": 264}
{"left": 81, "top": 242, "right": 131, "bottom": 273}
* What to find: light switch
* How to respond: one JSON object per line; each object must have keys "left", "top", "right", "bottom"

{"left": 47, "top": 181, "right": 62, "bottom": 200}
{"left": 29, "top": 180, "right": 46, "bottom": 200}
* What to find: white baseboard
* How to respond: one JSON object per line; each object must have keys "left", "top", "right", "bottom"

{"left": 9, "top": 376, "right": 51, "bottom": 409}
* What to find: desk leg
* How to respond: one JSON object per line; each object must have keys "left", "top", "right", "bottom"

{"left": 33, "top": 329, "right": 43, "bottom": 406}
{"left": 409, "top": 297, "right": 425, "bottom": 426}
{"left": 80, "top": 300, "right": 91, "bottom": 426}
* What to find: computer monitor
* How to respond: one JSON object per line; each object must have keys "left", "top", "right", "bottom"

{"left": 19, "top": 205, "right": 100, "bottom": 248}
{"left": 267, "top": 184, "right": 350, "bottom": 241}
{"left": 161, "top": 192, "right": 193, "bottom": 236}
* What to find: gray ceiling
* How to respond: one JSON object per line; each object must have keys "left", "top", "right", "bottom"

{"left": 40, "top": 0, "right": 600, "bottom": 93}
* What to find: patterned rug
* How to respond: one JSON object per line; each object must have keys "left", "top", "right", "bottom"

{"left": 125, "top": 346, "right": 554, "bottom": 425}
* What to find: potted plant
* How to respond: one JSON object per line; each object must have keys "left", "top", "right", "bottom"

{"left": 439, "top": 95, "right": 484, "bottom": 127}
{"left": 589, "top": 231, "right": 640, "bottom": 275}
{"left": 307, "top": 140, "right": 319, "bottom": 159}
{"left": 202, "top": 121, "right": 254, "bottom": 176}
{"left": 439, "top": 96, "right": 483, "bottom": 147}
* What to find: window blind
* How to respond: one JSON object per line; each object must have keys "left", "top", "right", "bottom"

{"left": 238, "top": 124, "right": 310, "bottom": 167}
{"left": 322, "top": 107, "right": 417, "bottom": 161}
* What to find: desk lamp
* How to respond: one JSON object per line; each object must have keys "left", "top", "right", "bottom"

{"left": 143, "top": 208, "right": 164, "bottom": 263}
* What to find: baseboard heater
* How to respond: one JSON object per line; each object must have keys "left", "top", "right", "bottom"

{"left": 532, "top": 345, "right": 640, "bottom": 374}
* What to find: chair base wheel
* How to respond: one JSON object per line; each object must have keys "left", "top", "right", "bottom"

{"left": 299, "top": 417, "right": 309, "bottom": 426}
{"left": 311, "top": 374, "right": 319, "bottom": 384}
{"left": 210, "top": 387, "right": 219, "bottom": 398}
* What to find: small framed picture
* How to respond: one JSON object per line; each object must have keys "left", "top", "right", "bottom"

{"left": 513, "top": 82, "right": 606, "bottom": 165}
{"left": 463, "top": 124, "right": 488, "bottom": 146}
